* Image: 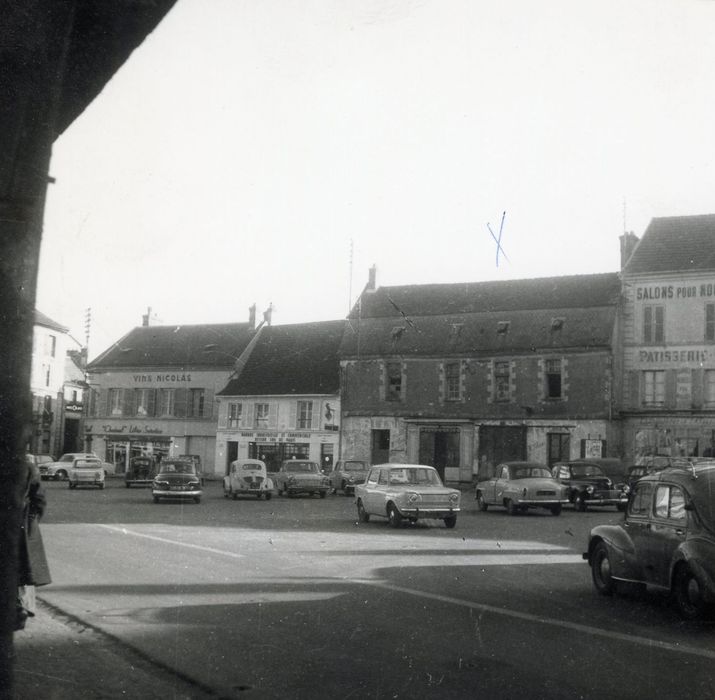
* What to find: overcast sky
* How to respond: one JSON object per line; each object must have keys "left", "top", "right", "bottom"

{"left": 36, "top": 0, "right": 715, "bottom": 359}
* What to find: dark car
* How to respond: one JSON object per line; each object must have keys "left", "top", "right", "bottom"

{"left": 151, "top": 459, "right": 202, "bottom": 504}
{"left": 551, "top": 461, "right": 629, "bottom": 512}
{"left": 125, "top": 456, "right": 156, "bottom": 487}
{"left": 273, "top": 459, "right": 330, "bottom": 498}
{"left": 584, "top": 463, "right": 715, "bottom": 620}
{"left": 327, "top": 459, "right": 369, "bottom": 496}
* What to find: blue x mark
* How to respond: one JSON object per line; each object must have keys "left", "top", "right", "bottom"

{"left": 487, "top": 211, "right": 509, "bottom": 266}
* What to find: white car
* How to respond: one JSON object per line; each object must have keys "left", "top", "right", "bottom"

{"left": 355, "top": 463, "right": 461, "bottom": 528}
{"left": 68, "top": 458, "right": 105, "bottom": 489}
{"left": 41, "top": 452, "right": 115, "bottom": 480}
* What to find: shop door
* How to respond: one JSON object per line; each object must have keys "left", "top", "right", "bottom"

{"left": 320, "top": 443, "right": 334, "bottom": 473}
{"left": 419, "top": 429, "right": 460, "bottom": 481}
{"left": 478, "top": 426, "right": 526, "bottom": 479}
{"left": 226, "top": 441, "right": 238, "bottom": 475}
{"left": 371, "top": 429, "right": 390, "bottom": 465}
{"left": 62, "top": 418, "right": 80, "bottom": 453}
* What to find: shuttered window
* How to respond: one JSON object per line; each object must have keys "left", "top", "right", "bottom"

{"left": 643, "top": 370, "right": 665, "bottom": 406}
{"left": 643, "top": 306, "right": 664, "bottom": 343}
{"left": 297, "top": 400, "right": 313, "bottom": 429}
{"left": 706, "top": 303, "right": 715, "bottom": 341}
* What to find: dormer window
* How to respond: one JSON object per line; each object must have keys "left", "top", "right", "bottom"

{"left": 496, "top": 321, "right": 510, "bottom": 335}
{"left": 551, "top": 317, "right": 565, "bottom": 331}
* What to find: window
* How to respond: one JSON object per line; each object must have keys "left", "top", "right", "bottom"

{"left": 654, "top": 485, "right": 686, "bottom": 521}
{"left": 707, "top": 304, "right": 715, "bottom": 341}
{"left": 108, "top": 388, "right": 122, "bottom": 416}
{"left": 547, "top": 433, "right": 570, "bottom": 465}
{"left": 228, "top": 402, "right": 242, "bottom": 428}
{"left": 643, "top": 370, "right": 665, "bottom": 406}
{"left": 705, "top": 371, "right": 715, "bottom": 406}
{"left": 71, "top": 390, "right": 78, "bottom": 402}
{"left": 445, "top": 362, "right": 461, "bottom": 401}
{"left": 628, "top": 482, "right": 653, "bottom": 516}
{"left": 187, "top": 389, "right": 205, "bottom": 418}
{"left": 45, "top": 334, "right": 56, "bottom": 357}
{"left": 42, "top": 364, "right": 51, "bottom": 387}
{"left": 297, "top": 400, "right": 313, "bottom": 429}
{"left": 494, "top": 361, "right": 510, "bottom": 402}
{"left": 159, "top": 389, "right": 175, "bottom": 417}
{"left": 545, "top": 359, "right": 562, "bottom": 399}
{"left": 386, "top": 362, "right": 402, "bottom": 401}
{"left": 643, "top": 305, "right": 664, "bottom": 343}
{"left": 134, "top": 389, "right": 154, "bottom": 417}
{"left": 254, "top": 403, "right": 269, "bottom": 428}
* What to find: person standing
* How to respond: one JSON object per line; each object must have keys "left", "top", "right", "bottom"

{"left": 16, "top": 457, "right": 51, "bottom": 630}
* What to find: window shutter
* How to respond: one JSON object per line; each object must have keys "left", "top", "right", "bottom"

{"left": 378, "top": 361, "right": 386, "bottom": 401}
{"left": 148, "top": 389, "right": 156, "bottom": 417}
{"left": 268, "top": 402, "right": 278, "bottom": 428}
{"left": 312, "top": 401, "right": 320, "bottom": 429}
{"left": 101, "top": 389, "right": 108, "bottom": 417}
{"left": 242, "top": 403, "right": 253, "bottom": 428}
{"left": 174, "top": 389, "right": 188, "bottom": 418}
{"left": 665, "top": 370, "right": 677, "bottom": 409}
{"left": 692, "top": 369, "right": 704, "bottom": 409}
{"left": 289, "top": 401, "right": 297, "bottom": 429}
{"left": 438, "top": 363, "right": 445, "bottom": 404}
{"left": 218, "top": 401, "right": 228, "bottom": 429}
{"left": 123, "top": 388, "right": 134, "bottom": 417}
{"left": 626, "top": 370, "right": 640, "bottom": 410}
{"left": 204, "top": 388, "right": 214, "bottom": 418}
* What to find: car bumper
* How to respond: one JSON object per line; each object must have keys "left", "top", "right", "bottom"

{"left": 516, "top": 498, "right": 570, "bottom": 506}
{"left": 398, "top": 507, "right": 460, "bottom": 519}
{"left": 152, "top": 488, "right": 202, "bottom": 498}
{"left": 285, "top": 486, "right": 329, "bottom": 494}
{"left": 583, "top": 494, "right": 628, "bottom": 506}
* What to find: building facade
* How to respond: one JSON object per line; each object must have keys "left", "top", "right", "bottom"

{"left": 339, "top": 272, "right": 620, "bottom": 483}
{"left": 619, "top": 215, "right": 715, "bottom": 462}
{"left": 215, "top": 320, "right": 344, "bottom": 475}
{"left": 86, "top": 317, "right": 259, "bottom": 475}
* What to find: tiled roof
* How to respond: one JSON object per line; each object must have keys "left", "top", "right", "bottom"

{"left": 351, "top": 273, "right": 620, "bottom": 318}
{"left": 340, "top": 273, "right": 619, "bottom": 357}
{"left": 218, "top": 320, "right": 345, "bottom": 396}
{"left": 34, "top": 309, "right": 69, "bottom": 333}
{"left": 623, "top": 214, "right": 715, "bottom": 274}
{"left": 88, "top": 323, "right": 255, "bottom": 370}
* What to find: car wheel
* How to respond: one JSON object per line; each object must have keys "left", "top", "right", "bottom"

{"left": 265, "top": 492, "right": 272, "bottom": 501}
{"left": 357, "top": 499, "right": 370, "bottom": 523}
{"left": 674, "top": 565, "right": 709, "bottom": 620}
{"left": 550, "top": 504, "right": 562, "bottom": 516}
{"left": 591, "top": 541, "right": 616, "bottom": 596}
{"left": 444, "top": 515, "right": 457, "bottom": 529}
{"left": 387, "top": 503, "right": 403, "bottom": 528}
{"left": 125, "top": 482, "right": 131, "bottom": 488}
{"left": 152, "top": 496, "right": 159, "bottom": 503}
{"left": 576, "top": 495, "right": 588, "bottom": 512}
{"left": 56, "top": 470, "right": 67, "bottom": 481}
{"left": 616, "top": 503, "right": 627, "bottom": 512}
{"left": 194, "top": 496, "right": 201, "bottom": 504}
{"left": 506, "top": 499, "right": 519, "bottom": 516}
{"left": 476, "top": 492, "right": 488, "bottom": 511}
{"left": 99, "top": 483, "right": 105, "bottom": 490}
{"left": 319, "top": 491, "right": 327, "bottom": 499}
{"left": 68, "top": 482, "right": 74, "bottom": 489}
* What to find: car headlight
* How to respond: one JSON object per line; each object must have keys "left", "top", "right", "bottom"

{"left": 153, "top": 479, "right": 169, "bottom": 489}
{"left": 287, "top": 476, "right": 296, "bottom": 484}
{"left": 188, "top": 480, "right": 200, "bottom": 487}
{"left": 586, "top": 485, "right": 595, "bottom": 494}
{"left": 622, "top": 484, "right": 630, "bottom": 495}
{"left": 95, "top": 471, "right": 101, "bottom": 479}
{"left": 449, "top": 492, "right": 459, "bottom": 504}
{"left": 407, "top": 492, "right": 422, "bottom": 504}
{"left": 347, "top": 476, "right": 355, "bottom": 483}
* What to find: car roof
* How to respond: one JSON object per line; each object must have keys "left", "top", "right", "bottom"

{"left": 232, "top": 459, "right": 265, "bottom": 466}
{"left": 641, "top": 464, "right": 715, "bottom": 521}
{"left": 497, "top": 461, "right": 548, "bottom": 468}
{"left": 370, "top": 463, "right": 437, "bottom": 470}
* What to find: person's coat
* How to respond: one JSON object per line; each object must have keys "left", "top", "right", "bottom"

{"left": 18, "top": 460, "right": 51, "bottom": 587}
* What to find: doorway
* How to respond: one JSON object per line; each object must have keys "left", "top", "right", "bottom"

{"left": 478, "top": 425, "right": 527, "bottom": 479}
{"left": 226, "top": 441, "right": 238, "bottom": 475}
{"left": 371, "top": 429, "right": 390, "bottom": 465}
{"left": 418, "top": 428, "right": 460, "bottom": 480}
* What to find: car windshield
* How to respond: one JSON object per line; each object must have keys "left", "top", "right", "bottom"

{"left": 285, "top": 462, "right": 318, "bottom": 473}
{"left": 512, "top": 467, "right": 551, "bottom": 479}
{"left": 570, "top": 465, "right": 605, "bottom": 478}
{"left": 59, "top": 454, "right": 76, "bottom": 462}
{"left": 344, "top": 461, "right": 366, "bottom": 471}
{"left": 74, "top": 460, "right": 100, "bottom": 469}
{"left": 388, "top": 468, "right": 441, "bottom": 486}
{"left": 160, "top": 462, "right": 196, "bottom": 474}
{"left": 241, "top": 464, "right": 262, "bottom": 471}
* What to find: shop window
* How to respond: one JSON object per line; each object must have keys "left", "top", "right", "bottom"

{"left": 545, "top": 359, "right": 562, "bottom": 399}
{"left": 254, "top": 403, "right": 269, "bottom": 428}
{"left": 108, "top": 388, "right": 122, "bottom": 416}
{"left": 445, "top": 362, "right": 461, "bottom": 401}
{"left": 159, "top": 389, "right": 175, "bottom": 417}
{"left": 297, "top": 400, "right": 313, "bottom": 429}
{"left": 706, "top": 303, "right": 715, "bottom": 341}
{"left": 643, "top": 370, "right": 665, "bottom": 407}
{"left": 228, "top": 402, "right": 242, "bottom": 428}
{"left": 494, "top": 361, "right": 510, "bottom": 402}
{"left": 187, "top": 389, "right": 205, "bottom": 418}
{"left": 643, "top": 305, "right": 664, "bottom": 343}
{"left": 386, "top": 362, "right": 403, "bottom": 401}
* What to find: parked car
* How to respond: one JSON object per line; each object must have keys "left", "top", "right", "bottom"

{"left": 151, "top": 459, "right": 202, "bottom": 504}
{"left": 41, "top": 452, "right": 100, "bottom": 480}
{"left": 475, "top": 461, "right": 569, "bottom": 516}
{"left": 355, "top": 463, "right": 461, "bottom": 528}
{"left": 551, "top": 461, "right": 629, "bottom": 511}
{"left": 274, "top": 459, "right": 330, "bottom": 498}
{"left": 27, "top": 454, "right": 54, "bottom": 471}
{"left": 68, "top": 457, "right": 105, "bottom": 489}
{"left": 223, "top": 459, "right": 273, "bottom": 500}
{"left": 584, "top": 463, "right": 715, "bottom": 620}
{"left": 327, "top": 459, "right": 368, "bottom": 496}
{"left": 125, "top": 456, "right": 156, "bottom": 487}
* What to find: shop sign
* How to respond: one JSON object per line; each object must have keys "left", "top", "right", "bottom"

{"left": 636, "top": 348, "right": 712, "bottom": 366}
{"left": 635, "top": 283, "right": 715, "bottom": 301}
{"left": 65, "top": 402, "right": 83, "bottom": 413}
{"left": 131, "top": 373, "right": 193, "bottom": 384}
{"left": 85, "top": 424, "right": 164, "bottom": 435}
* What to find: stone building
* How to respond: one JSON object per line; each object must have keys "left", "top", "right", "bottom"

{"left": 618, "top": 214, "right": 715, "bottom": 462}
{"left": 339, "top": 270, "right": 620, "bottom": 483}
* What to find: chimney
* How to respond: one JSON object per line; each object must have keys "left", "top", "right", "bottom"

{"left": 248, "top": 303, "right": 256, "bottom": 331}
{"left": 262, "top": 302, "right": 273, "bottom": 326}
{"left": 142, "top": 306, "right": 152, "bottom": 327}
{"left": 367, "top": 265, "right": 377, "bottom": 291}
{"left": 619, "top": 231, "right": 639, "bottom": 269}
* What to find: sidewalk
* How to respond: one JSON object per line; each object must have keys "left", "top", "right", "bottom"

{"left": 12, "top": 600, "right": 216, "bottom": 699}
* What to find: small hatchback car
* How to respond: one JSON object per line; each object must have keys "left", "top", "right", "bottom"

{"left": 68, "top": 458, "right": 105, "bottom": 489}
{"left": 584, "top": 463, "right": 715, "bottom": 620}
{"left": 151, "top": 459, "right": 202, "bottom": 504}
{"left": 274, "top": 459, "right": 330, "bottom": 498}
{"left": 328, "top": 459, "right": 368, "bottom": 496}
{"left": 355, "top": 463, "right": 460, "bottom": 528}
{"left": 223, "top": 459, "right": 273, "bottom": 500}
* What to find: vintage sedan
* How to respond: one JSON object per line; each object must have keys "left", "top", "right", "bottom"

{"left": 151, "top": 459, "right": 202, "bottom": 504}
{"left": 274, "top": 459, "right": 330, "bottom": 498}
{"left": 41, "top": 452, "right": 99, "bottom": 480}
{"left": 328, "top": 459, "right": 368, "bottom": 496}
{"left": 552, "top": 461, "right": 629, "bottom": 512}
{"left": 355, "top": 463, "right": 460, "bottom": 528}
{"left": 476, "top": 461, "right": 569, "bottom": 515}
{"left": 68, "top": 458, "right": 105, "bottom": 489}
{"left": 584, "top": 463, "right": 715, "bottom": 620}
{"left": 223, "top": 459, "right": 273, "bottom": 500}
{"left": 125, "top": 456, "right": 156, "bottom": 487}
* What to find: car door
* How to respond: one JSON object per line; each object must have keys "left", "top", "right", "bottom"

{"left": 494, "top": 464, "right": 511, "bottom": 503}
{"left": 361, "top": 468, "right": 381, "bottom": 514}
{"left": 649, "top": 483, "right": 688, "bottom": 587}
{"left": 623, "top": 481, "right": 656, "bottom": 583}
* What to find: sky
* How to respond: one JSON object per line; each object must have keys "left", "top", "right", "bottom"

{"left": 36, "top": 0, "right": 715, "bottom": 359}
